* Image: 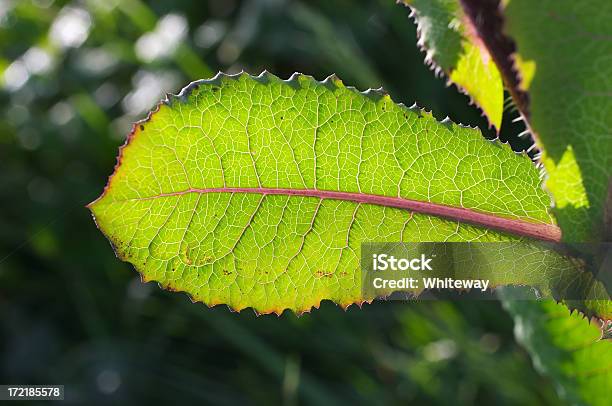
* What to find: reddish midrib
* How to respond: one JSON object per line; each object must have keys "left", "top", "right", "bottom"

{"left": 135, "top": 187, "right": 562, "bottom": 242}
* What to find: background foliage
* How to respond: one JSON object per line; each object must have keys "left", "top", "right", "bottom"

{"left": 0, "top": 0, "right": 567, "bottom": 404}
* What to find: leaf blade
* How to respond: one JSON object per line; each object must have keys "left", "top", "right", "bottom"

{"left": 90, "top": 72, "right": 579, "bottom": 313}
{"left": 501, "top": 295, "right": 612, "bottom": 406}
{"left": 502, "top": 0, "right": 612, "bottom": 241}
{"left": 400, "top": 0, "right": 505, "bottom": 130}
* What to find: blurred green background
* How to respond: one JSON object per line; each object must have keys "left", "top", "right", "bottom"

{"left": 0, "top": 0, "right": 561, "bottom": 404}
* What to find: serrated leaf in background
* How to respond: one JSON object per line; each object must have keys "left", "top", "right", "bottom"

{"left": 503, "top": 0, "right": 612, "bottom": 242}
{"left": 399, "top": 0, "right": 504, "bottom": 130}
{"left": 501, "top": 293, "right": 612, "bottom": 406}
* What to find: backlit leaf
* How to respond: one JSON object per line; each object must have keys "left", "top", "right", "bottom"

{"left": 501, "top": 295, "right": 612, "bottom": 406}
{"left": 89, "top": 72, "right": 599, "bottom": 314}
{"left": 399, "top": 0, "right": 504, "bottom": 130}
{"left": 503, "top": 0, "right": 612, "bottom": 241}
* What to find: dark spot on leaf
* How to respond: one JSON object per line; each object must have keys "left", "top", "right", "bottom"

{"left": 140, "top": 125, "right": 145, "bottom": 131}
{"left": 315, "top": 269, "right": 333, "bottom": 278}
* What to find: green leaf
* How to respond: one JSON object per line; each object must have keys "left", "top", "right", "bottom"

{"left": 501, "top": 294, "right": 612, "bottom": 406}
{"left": 399, "top": 0, "right": 504, "bottom": 130}
{"left": 503, "top": 0, "right": 612, "bottom": 241}
{"left": 90, "top": 72, "right": 578, "bottom": 314}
